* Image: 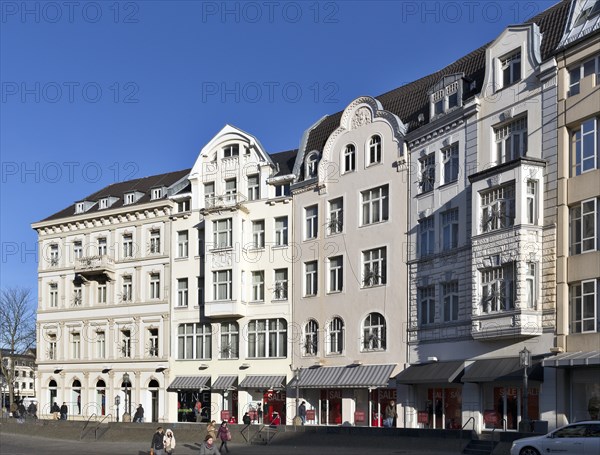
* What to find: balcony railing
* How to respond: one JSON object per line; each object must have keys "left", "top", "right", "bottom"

{"left": 74, "top": 255, "right": 115, "bottom": 280}
{"left": 204, "top": 299, "right": 246, "bottom": 318}
{"left": 202, "top": 192, "right": 248, "bottom": 214}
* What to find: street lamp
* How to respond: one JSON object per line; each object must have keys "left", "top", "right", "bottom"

{"left": 123, "top": 372, "right": 130, "bottom": 422}
{"left": 115, "top": 395, "right": 120, "bottom": 422}
{"left": 519, "top": 346, "right": 531, "bottom": 432}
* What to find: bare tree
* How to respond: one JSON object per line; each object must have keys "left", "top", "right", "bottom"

{"left": 0, "top": 287, "right": 36, "bottom": 406}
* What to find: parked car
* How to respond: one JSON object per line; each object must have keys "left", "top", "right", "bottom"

{"left": 510, "top": 421, "right": 600, "bottom": 455}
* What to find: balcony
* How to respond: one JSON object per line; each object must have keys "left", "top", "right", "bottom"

{"left": 201, "top": 193, "right": 248, "bottom": 215}
{"left": 74, "top": 255, "right": 115, "bottom": 281}
{"left": 471, "top": 310, "right": 542, "bottom": 340}
{"left": 204, "top": 299, "right": 246, "bottom": 318}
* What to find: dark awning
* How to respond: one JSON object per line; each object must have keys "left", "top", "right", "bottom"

{"left": 462, "top": 358, "right": 543, "bottom": 383}
{"left": 288, "top": 364, "right": 396, "bottom": 389}
{"left": 167, "top": 376, "right": 211, "bottom": 391}
{"left": 542, "top": 351, "right": 600, "bottom": 368}
{"left": 212, "top": 375, "right": 238, "bottom": 390}
{"left": 395, "top": 361, "right": 465, "bottom": 384}
{"left": 238, "top": 375, "right": 286, "bottom": 390}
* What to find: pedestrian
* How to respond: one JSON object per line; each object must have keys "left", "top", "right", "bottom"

{"left": 216, "top": 420, "right": 231, "bottom": 453}
{"left": 51, "top": 402, "right": 60, "bottom": 420}
{"left": 27, "top": 402, "right": 37, "bottom": 419}
{"left": 206, "top": 420, "right": 217, "bottom": 440}
{"left": 199, "top": 434, "right": 220, "bottom": 455}
{"left": 242, "top": 412, "right": 251, "bottom": 427}
{"left": 60, "top": 402, "right": 68, "bottom": 420}
{"left": 18, "top": 401, "right": 26, "bottom": 420}
{"left": 298, "top": 401, "right": 306, "bottom": 425}
{"left": 256, "top": 403, "right": 262, "bottom": 423}
{"left": 383, "top": 400, "right": 397, "bottom": 428}
{"left": 134, "top": 404, "right": 145, "bottom": 423}
{"left": 163, "top": 428, "right": 176, "bottom": 455}
{"left": 150, "top": 426, "right": 165, "bottom": 455}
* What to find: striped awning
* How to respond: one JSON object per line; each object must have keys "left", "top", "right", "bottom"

{"left": 238, "top": 375, "right": 286, "bottom": 390}
{"left": 167, "top": 376, "right": 211, "bottom": 391}
{"left": 542, "top": 351, "right": 600, "bottom": 368}
{"left": 395, "top": 361, "right": 466, "bottom": 384}
{"left": 288, "top": 364, "right": 396, "bottom": 389}
{"left": 212, "top": 375, "right": 238, "bottom": 390}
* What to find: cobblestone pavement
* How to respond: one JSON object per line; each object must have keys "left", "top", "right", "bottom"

{"left": 0, "top": 433, "right": 465, "bottom": 455}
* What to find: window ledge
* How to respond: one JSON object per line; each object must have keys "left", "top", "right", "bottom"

{"left": 272, "top": 298, "right": 288, "bottom": 302}
{"left": 174, "top": 257, "right": 189, "bottom": 262}
{"left": 209, "top": 247, "right": 233, "bottom": 253}
{"left": 174, "top": 305, "right": 188, "bottom": 310}
{"left": 359, "top": 219, "right": 389, "bottom": 228}
{"left": 272, "top": 245, "right": 288, "bottom": 250}
{"left": 438, "top": 180, "right": 458, "bottom": 190}
{"left": 327, "top": 290, "right": 343, "bottom": 295}
{"left": 361, "top": 284, "right": 386, "bottom": 290}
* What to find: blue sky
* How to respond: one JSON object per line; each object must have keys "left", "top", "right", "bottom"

{"left": 0, "top": 0, "right": 558, "bottom": 296}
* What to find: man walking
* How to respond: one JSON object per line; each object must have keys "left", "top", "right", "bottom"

{"left": 298, "top": 401, "right": 307, "bottom": 425}
{"left": 60, "top": 402, "right": 68, "bottom": 420}
{"left": 383, "top": 400, "right": 397, "bottom": 428}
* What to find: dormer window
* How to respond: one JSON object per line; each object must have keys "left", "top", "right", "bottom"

{"left": 99, "top": 198, "right": 109, "bottom": 210}
{"left": 151, "top": 188, "right": 163, "bottom": 200}
{"left": 500, "top": 50, "right": 521, "bottom": 87}
{"left": 124, "top": 192, "right": 136, "bottom": 205}
{"left": 429, "top": 80, "right": 461, "bottom": 118}
{"left": 574, "top": 0, "right": 600, "bottom": 27}
{"left": 75, "top": 202, "right": 85, "bottom": 214}
{"left": 223, "top": 144, "right": 239, "bottom": 158}
{"left": 305, "top": 152, "right": 319, "bottom": 179}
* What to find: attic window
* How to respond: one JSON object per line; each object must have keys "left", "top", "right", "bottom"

{"left": 151, "top": 188, "right": 163, "bottom": 200}
{"left": 305, "top": 152, "right": 319, "bottom": 179}
{"left": 574, "top": 0, "right": 600, "bottom": 27}
{"left": 75, "top": 202, "right": 85, "bottom": 214}
{"left": 223, "top": 144, "right": 239, "bottom": 158}
{"left": 500, "top": 51, "right": 521, "bottom": 87}
{"left": 430, "top": 81, "right": 461, "bottom": 118}
{"left": 99, "top": 198, "right": 109, "bottom": 209}
{"left": 124, "top": 192, "right": 136, "bottom": 205}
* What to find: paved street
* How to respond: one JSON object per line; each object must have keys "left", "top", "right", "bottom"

{"left": 0, "top": 433, "right": 465, "bottom": 455}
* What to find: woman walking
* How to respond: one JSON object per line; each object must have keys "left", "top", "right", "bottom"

{"left": 164, "top": 428, "right": 176, "bottom": 454}
{"left": 217, "top": 421, "right": 231, "bottom": 453}
{"left": 206, "top": 420, "right": 217, "bottom": 439}
{"left": 199, "top": 435, "right": 220, "bottom": 455}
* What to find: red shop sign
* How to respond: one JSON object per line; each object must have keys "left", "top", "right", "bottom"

{"left": 417, "top": 411, "right": 429, "bottom": 424}
{"left": 306, "top": 409, "right": 316, "bottom": 421}
{"left": 354, "top": 411, "right": 365, "bottom": 423}
{"left": 483, "top": 410, "right": 498, "bottom": 425}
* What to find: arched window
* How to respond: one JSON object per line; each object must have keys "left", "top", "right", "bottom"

{"left": 303, "top": 319, "right": 319, "bottom": 356}
{"left": 343, "top": 145, "right": 356, "bottom": 173}
{"left": 305, "top": 152, "right": 319, "bottom": 179}
{"left": 362, "top": 312, "right": 386, "bottom": 351}
{"left": 327, "top": 317, "right": 344, "bottom": 355}
{"left": 368, "top": 136, "right": 382, "bottom": 165}
{"left": 49, "top": 379, "right": 58, "bottom": 409}
{"left": 72, "top": 379, "right": 82, "bottom": 415}
{"left": 96, "top": 380, "right": 106, "bottom": 416}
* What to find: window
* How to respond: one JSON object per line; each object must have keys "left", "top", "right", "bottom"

{"left": 204, "top": 182, "right": 215, "bottom": 205}
{"left": 99, "top": 198, "right": 109, "bottom": 209}
{"left": 223, "top": 144, "right": 239, "bottom": 157}
{"left": 481, "top": 263, "right": 515, "bottom": 313}
{"left": 343, "top": 144, "right": 356, "bottom": 173}
{"left": 274, "top": 269, "right": 288, "bottom": 300}
{"left": 148, "top": 329, "right": 159, "bottom": 357}
{"left": 495, "top": 117, "right": 527, "bottom": 164}
{"left": 305, "top": 205, "right": 318, "bottom": 239}
{"left": 571, "top": 118, "right": 598, "bottom": 176}
{"left": 275, "top": 217, "right": 288, "bottom": 246}
{"left": 121, "top": 330, "right": 131, "bottom": 358}
{"left": 568, "top": 54, "right": 600, "bottom": 96}
{"left": 124, "top": 192, "right": 136, "bottom": 205}
{"left": 49, "top": 244, "right": 59, "bottom": 266}
{"left": 247, "top": 319, "right": 287, "bottom": 358}
{"left": 442, "top": 282, "right": 459, "bottom": 322}
{"left": 48, "top": 334, "right": 57, "bottom": 360}
{"left": 123, "top": 234, "right": 133, "bottom": 258}
{"left": 224, "top": 178, "right": 237, "bottom": 202}
{"left": 368, "top": 135, "right": 382, "bottom": 165}
{"left": 526, "top": 262, "right": 536, "bottom": 309}
{"left": 500, "top": 50, "right": 521, "bottom": 86}
{"left": 275, "top": 183, "right": 290, "bottom": 197}
{"left": 305, "top": 261, "right": 318, "bottom": 296}
{"left": 419, "top": 216, "right": 435, "bottom": 256}
{"left": 252, "top": 220, "right": 265, "bottom": 248}
{"left": 328, "top": 198, "right": 343, "bottom": 234}
{"left": 122, "top": 276, "right": 132, "bottom": 302}
{"left": 327, "top": 317, "right": 344, "bottom": 354}
{"left": 149, "top": 230, "right": 161, "bottom": 254}
{"left": 570, "top": 280, "right": 597, "bottom": 333}
{"left": 430, "top": 81, "right": 461, "bottom": 117}
{"left": 177, "top": 199, "right": 190, "bottom": 213}
{"left": 178, "top": 231, "right": 189, "bottom": 258}
{"left": 570, "top": 198, "right": 597, "bottom": 254}
{"left": 97, "top": 237, "right": 107, "bottom": 256}
{"left": 247, "top": 174, "right": 260, "bottom": 201}
{"left": 177, "top": 323, "right": 212, "bottom": 360}
{"left": 361, "top": 185, "right": 389, "bottom": 224}
{"left": 442, "top": 144, "right": 459, "bottom": 183}
{"left": 213, "top": 270, "right": 232, "bottom": 300}
{"left": 150, "top": 273, "right": 160, "bottom": 300}
{"left": 75, "top": 202, "right": 85, "bottom": 214}
{"left": 213, "top": 218, "right": 232, "bottom": 249}
{"left": 97, "top": 332, "right": 105, "bottom": 359}
{"left": 419, "top": 154, "right": 435, "bottom": 193}
{"left": 98, "top": 284, "right": 106, "bottom": 304}
{"left": 71, "top": 332, "right": 81, "bottom": 359}
{"left": 363, "top": 247, "right": 386, "bottom": 287}
{"left": 151, "top": 187, "right": 163, "bottom": 200}
{"left": 526, "top": 180, "right": 538, "bottom": 224}
{"left": 220, "top": 322, "right": 239, "bottom": 359}
{"left": 73, "top": 241, "right": 82, "bottom": 259}
{"left": 306, "top": 152, "right": 318, "bottom": 179}
{"left": 177, "top": 278, "right": 188, "bottom": 307}
{"left": 303, "top": 319, "right": 318, "bottom": 356}
{"left": 329, "top": 256, "right": 343, "bottom": 293}
{"left": 73, "top": 284, "right": 82, "bottom": 306}
{"left": 252, "top": 271, "right": 265, "bottom": 301}
{"left": 419, "top": 286, "right": 435, "bottom": 325}
{"left": 442, "top": 210, "right": 458, "bottom": 251}
{"left": 49, "top": 283, "right": 58, "bottom": 308}
{"left": 363, "top": 313, "right": 386, "bottom": 351}
{"left": 481, "top": 184, "right": 515, "bottom": 233}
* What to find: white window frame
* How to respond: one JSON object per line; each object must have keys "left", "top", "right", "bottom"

{"left": 177, "top": 199, "right": 190, "bottom": 213}
{"left": 151, "top": 188, "right": 163, "bottom": 200}
{"left": 213, "top": 270, "right": 232, "bottom": 301}
{"left": 123, "top": 234, "right": 133, "bottom": 258}
{"left": 223, "top": 144, "right": 239, "bottom": 158}
{"left": 303, "top": 319, "right": 318, "bottom": 356}
{"left": 495, "top": 117, "right": 527, "bottom": 164}
{"left": 305, "top": 205, "right": 318, "bottom": 240}
{"left": 419, "top": 286, "right": 435, "bottom": 325}
{"left": 122, "top": 276, "right": 133, "bottom": 302}
{"left": 124, "top": 192, "right": 135, "bottom": 205}
{"left": 149, "top": 230, "right": 161, "bottom": 254}
{"left": 419, "top": 154, "right": 435, "bottom": 193}
{"left": 247, "top": 174, "right": 260, "bottom": 201}
{"left": 274, "top": 217, "right": 288, "bottom": 246}
{"left": 481, "top": 184, "right": 515, "bottom": 233}
{"left": 368, "top": 135, "right": 382, "bottom": 165}
{"left": 570, "top": 198, "right": 597, "bottom": 254}
{"left": 98, "top": 237, "right": 107, "bottom": 256}
{"left": 48, "top": 335, "right": 57, "bottom": 360}
{"left": 570, "top": 280, "right": 597, "bottom": 334}
{"left": 568, "top": 54, "right": 600, "bottom": 96}
{"left": 49, "top": 283, "right": 58, "bottom": 308}
{"left": 247, "top": 319, "right": 287, "bottom": 358}
{"left": 526, "top": 180, "right": 538, "bottom": 225}
{"left": 204, "top": 182, "right": 215, "bottom": 205}
{"left": 97, "top": 283, "right": 107, "bottom": 304}
{"left": 274, "top": 268, "right": 288, "bottom": 300}
{"left": 73, "top": 284, "right": 82, "bottom": 306}
{"left": 361, "top": 185, "right": 389, "bottom": 225}
{"left": 73, "top": 241, "right": 82, "bottom": 259}
{"left": 252, "top": 220, "right": 265, "bottom": 249}
{"left": 305, "top": 261, "right": 318, "bottom": 297}
{"left": 177, "top": 278, "right": 188, "bottom": 307}
{"left": 96, "top": 331, "right": 105, "bottom": 359}
{"left": 525, "top": 262, "right": 537, "bottom": 309}
{"left": 500, "top": 50, "right": 521, "bottom": 87}
{"left": 178, "top": 231, "right": 189, "bottom": 258}
{"left": 224, "top": 178, "right": 237, "bottom": 203}
{"left": 213, "top": 218, "right": 233, "bottom": 249}
{"left": 362, "top": 247, "right": 386, "bottom": 287}
{"left": 328, "top": 256, "right": 343, "bottom": 293}
{"left": 71, "top": 332, "right": 81, "bottom": 359}
{"left": 442, "top": 143, "right": 459, "bottom": 184}
{"left": 419, "top": 216, "right": 435, "bottom": 257}
{"left": 306, "top": 152, "right": 319, "bottom": 179}
{"left": 220, "top": 322, "right": 239, "bottom": 359}
{"left": 328, "top": 197, "right": 343, "bottom": 234}
{"left": 251, "top": 271, "right": 265, "bottom": 302}
{"left": 481, "top": 263, "right": 515, "bottom": 313}
{"left": 149, "top": 273, "right": 160, "bottom": 300}
{"left": 362, "top": 313, "right": 386, "bottom": 351}
{"left": 148, "top": 328, "right": 159, "bottom": 357}
{"left": 343, "top": 144, "right": 356, "bottom": 173}
{"left": 327, "top": 317, "right": 344, "bottom": 355}
{"left": 177, "top": 323, "right": 212, "bottom": 360}
{"left": 121, "top": 330, "right": 131, "bottom": 358}
{"left": 571, "top": 118, "right": 598, "bottom": 176}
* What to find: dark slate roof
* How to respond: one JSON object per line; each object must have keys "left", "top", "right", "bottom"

{"left": 270, "top": 149, "right": 298, "bottom": 176}
{"left": 39, "top": 169, "right": 191, "bottom": 223}
{"left": 304, "top": 0, "right": 570, "bottom": 154}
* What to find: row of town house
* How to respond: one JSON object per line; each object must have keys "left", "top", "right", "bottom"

{"left": 32, "top": 0, "right": 599, "bottom": 432}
